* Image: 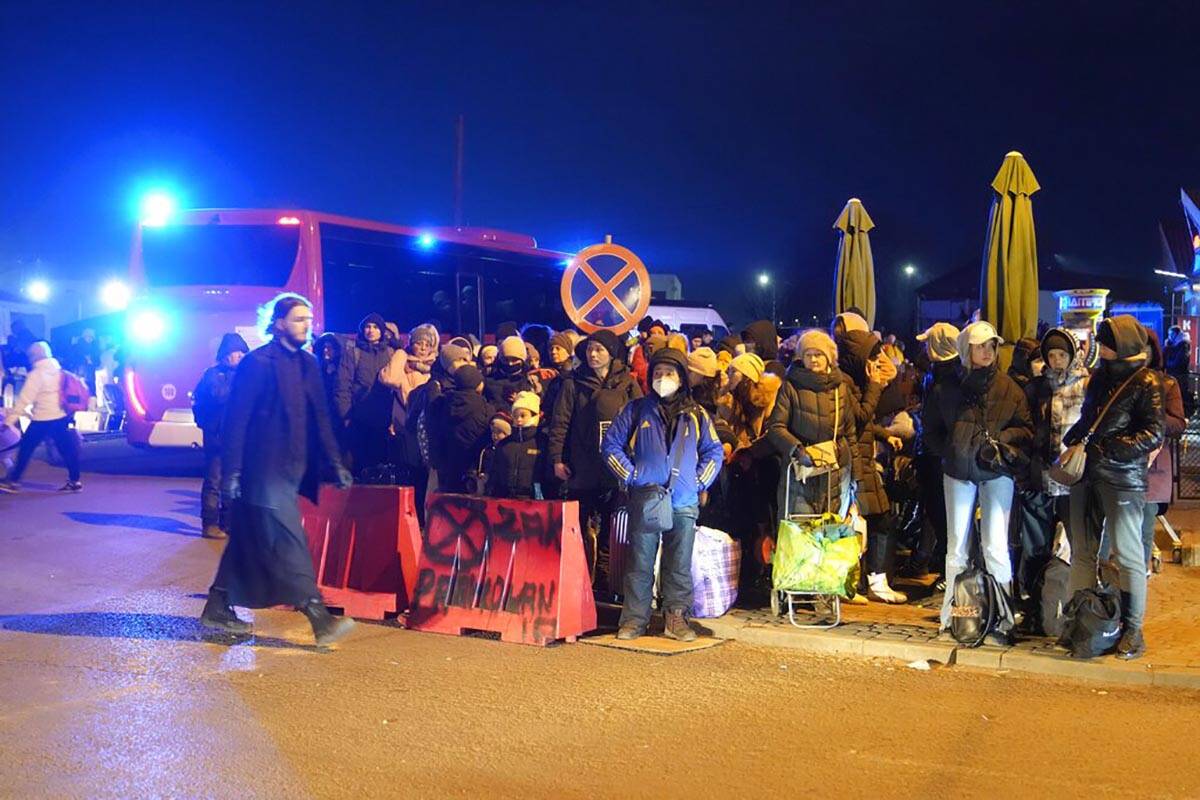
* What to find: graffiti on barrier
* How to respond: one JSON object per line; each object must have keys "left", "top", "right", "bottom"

{"left": 407, "top": 493, "right": 595, "bottom": 645}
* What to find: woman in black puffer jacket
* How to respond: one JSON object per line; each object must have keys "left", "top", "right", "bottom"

{"left": 923, "top": 321, "right": 1032, "bottom": 641}
{"left": 767, "top": 330, "right": 867, "bottom": 517}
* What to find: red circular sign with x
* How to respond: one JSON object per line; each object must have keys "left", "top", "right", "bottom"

{"left": 560, "top": 242, "right": 652, "bottom": 335}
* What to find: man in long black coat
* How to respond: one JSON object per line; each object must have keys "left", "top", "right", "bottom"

{"left": 199, "top": 294, "right": 356, "bottom": 648}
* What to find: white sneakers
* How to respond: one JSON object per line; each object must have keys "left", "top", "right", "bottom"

{"left": 866, "top": 572, "right": 908, "bottom": 604}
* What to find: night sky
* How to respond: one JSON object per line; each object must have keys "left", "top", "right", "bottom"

{"left": 3, "top": 2, "right": 1198, "bottom": 330}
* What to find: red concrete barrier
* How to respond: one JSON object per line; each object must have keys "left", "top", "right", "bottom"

{"left": 299, "top": 485, "right": 424, "bottom": 620}
{"left": 407, "top": 494, "right": 597, "bottom": 646}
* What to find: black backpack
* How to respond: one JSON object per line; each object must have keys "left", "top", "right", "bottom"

{"left": 1061, "top": 584, "right": 1122, "bottom": 658}
{"left": 950, "top": 566, "right": 1014, "bottom": 647}
{"left": 1038, "top": 558, "right": 1072, "bottom": 638}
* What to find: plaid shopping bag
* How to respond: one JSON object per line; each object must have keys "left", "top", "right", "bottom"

{"left": 691, "top": 526, "right": 741, "bottom": 618}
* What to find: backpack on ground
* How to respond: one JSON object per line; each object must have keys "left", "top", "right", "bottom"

{"left": 59, "top": 371, "right": 91, "bottom": 414}
{"left": 1039, "top": 557, "right": 1072, "bottom": 638}
{"left": 950, "top": 565, "right": 1014, "bottom": 647}
{"left": 1060, "top": 583, "right": 1122, "bottom": 659}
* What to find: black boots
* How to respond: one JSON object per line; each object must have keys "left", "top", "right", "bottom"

{"left": 200, "top": 589, "right": 251, "bottom": 634}
{"left": 301, "top": 599, "right": 356, "bottom": 648}
{"left": 1116, "top": 591, "right": 1146, "bottom": 660}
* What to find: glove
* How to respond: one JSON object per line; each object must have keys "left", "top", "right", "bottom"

{"left": 335, "top": 464, "right": 353, "bottom": 489}
{"left": 222, "top": 471, "right": 242, "bottom": 502}
{"left": 791, "top": 446, "right": 813, "bottom": 468}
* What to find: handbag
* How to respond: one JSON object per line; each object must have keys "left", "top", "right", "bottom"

{"left": 625, "top": 411, "right": 687, "bottom": 534}
{"left": 1048, "top": 368, "right": 1144, "bottom": 487}
{"left": 794, "top": 386, "right": 840, "bottom": 483}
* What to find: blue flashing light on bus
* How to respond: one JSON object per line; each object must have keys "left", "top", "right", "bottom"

{"left": 140, "top": 192, "right": 177, "bottom": 227}
{"left": 100, "top": 279, "right": 132, "bottom": 311}
{"left": 24, "top": 279, "right": 51, "bottom": 303}
{"left": 129, "top": 309, "right": 168, "bottom": 344}
{"left": 417, "top": 232, "right": 437, "bottom": 250}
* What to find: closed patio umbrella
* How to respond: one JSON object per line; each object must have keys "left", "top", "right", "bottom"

{"left": 981, "top": 151, "right": 1041, "bottom": 362}
{"left": 833, "top": 198, "right": 876, "bottom": 329}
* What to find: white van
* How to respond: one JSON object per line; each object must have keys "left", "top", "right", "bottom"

{"left": 646, "top": 303, "right": 731, "bottom": 341}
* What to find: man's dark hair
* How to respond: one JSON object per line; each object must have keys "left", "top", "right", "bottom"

{"left": 271, "top": 293, "right": 311, "bottom": 323}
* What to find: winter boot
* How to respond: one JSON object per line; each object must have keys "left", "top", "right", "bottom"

{"left": 866, "top": 572, "right": 908, "bottom": 604}
{"left": 662, "top": 609, "right": 697, "bottom": 642}
{"left": 1116, "top": 591, "right": 1146, "bottom": 660}
{"left": 616, "top": 624, "right": 645, "bottom": 641}
{"left": 199, "top": 589, "right": 251, "bottom": 634}
{"left": 201, "top": 525, "right": 228, "bottom": 540}
{"left": 301, "top": 600, "right": 356, "bottom": 648}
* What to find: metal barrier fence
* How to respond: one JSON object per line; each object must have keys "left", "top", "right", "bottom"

{"left": 1175, "top": 417, "right": 1200, "bottom": 500}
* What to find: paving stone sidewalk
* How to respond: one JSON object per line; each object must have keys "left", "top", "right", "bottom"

{"left": 702, "top": 608, "right": 1200, "bottom": 688}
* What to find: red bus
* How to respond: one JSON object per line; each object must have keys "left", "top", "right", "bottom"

{"left": 123, "top": 208, "right": 570, "bottom": 447}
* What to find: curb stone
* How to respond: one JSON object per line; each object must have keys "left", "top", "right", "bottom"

{"left": 702, "top": 611, "right": 1200, "bottom": 688}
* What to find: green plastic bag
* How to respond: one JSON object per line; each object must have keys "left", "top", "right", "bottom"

{"left": 772, "top": 514, "right": 860, "bottom": 599}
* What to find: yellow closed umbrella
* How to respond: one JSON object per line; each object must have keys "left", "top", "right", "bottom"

{"left": 981, "top": 151, "right": 1041, "bottom": 358}
{"left": 833, "top": 198, "right": 876, "bottom": 329}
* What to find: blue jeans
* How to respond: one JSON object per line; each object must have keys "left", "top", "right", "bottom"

{"left": 940, "top": 475, "right": 1014, "bottom": 630}
{"left": 619, "top": 505, "right": 698, "bottom": 629}
{"left": 1069, "top": 481, "right": 1147, "bottom": 628}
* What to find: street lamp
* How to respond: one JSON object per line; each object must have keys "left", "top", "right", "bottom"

{"left": 757, "top": 272, "right": 776, "bottom": 323}
{"left": 903, "top": 264, "right": 917, "bottom": 277}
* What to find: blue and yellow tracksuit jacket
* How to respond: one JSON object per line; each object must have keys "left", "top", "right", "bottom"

{"left": 601, "top": 397, "right": 725, "bottom": 509}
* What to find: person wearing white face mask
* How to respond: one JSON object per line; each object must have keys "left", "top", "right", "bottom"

{"left": 603, "top": 348, "right": 725, "bottom": 641}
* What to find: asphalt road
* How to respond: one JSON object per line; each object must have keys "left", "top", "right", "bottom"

{"left": 1, "top": 440, "right": 1199, "bottom": 799}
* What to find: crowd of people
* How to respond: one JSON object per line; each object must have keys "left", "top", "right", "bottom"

{"left": 188, "top": 297, "right": 1184, "bottom": 657}
{"left": 0, "top": 292, "right": 1182, "bottom": 658}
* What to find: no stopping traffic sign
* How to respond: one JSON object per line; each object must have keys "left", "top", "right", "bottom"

{"left": 559, "top": 241, "right": 652, "bottom": 335}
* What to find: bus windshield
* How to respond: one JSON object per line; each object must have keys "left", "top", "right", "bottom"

{"left": 141, "top": 224, "right": 300, "bottom": 287}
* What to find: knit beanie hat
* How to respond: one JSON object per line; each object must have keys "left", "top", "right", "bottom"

{"left": 511, "top": 390, "right": 541, "bottom": 418}
{"left": 500, "top": 335, "right": 527, "bottom": 362}
{"left": 409, "top": 323, "right": 439, "bottom": 350}
{"left": 587, "top": 330, "right": 622, "bottom": 360}
{"left": 797, "top": 329, "right": 838, "bottom": 366}
{"left": 667, "top": 332, "right": 689, "bottom": 354}
{"left": 495, "top": 321, "right": 520, "bottom": 340}
{"left": 440, "top": 340, "right": 474, "bottom": 371}
{"left": 957, "top": 321, "right": 1003, "bottom": 368}
{"left": 649, "top": 346, "right": 689, "bottom": 385}
{"left": 730, "top": 352, "right": 766, "bottom": 383}
{"left": 490, "top": 412, "right": 513, "bottom": 439}
{"left": 916, "top": 322, "right": 960, "bottom": 363}
{"left": 549, "top": 332, "right": 573, "bottom": 357}
{"left": 687, "top": 346, "right": 719, "bottom": 378}
{"left": 453, "top": 364, "right": 484, "bottom": 390}
{"left": 1040, "top": 328, "right": 1076, "bottom": 363}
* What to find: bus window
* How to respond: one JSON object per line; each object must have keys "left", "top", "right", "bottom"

{"left": 481, "top": 269, "right": 569, "bottom": 333}
{"left": 320, "top": 224, "right": 456, "bottom": 334}
{"left": 141, "top": 225, "right": 300, "bottom": 287}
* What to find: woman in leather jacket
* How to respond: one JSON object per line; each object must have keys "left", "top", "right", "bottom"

{"left": 1063, "top": 315, "right": 1165, "bottom": 660}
